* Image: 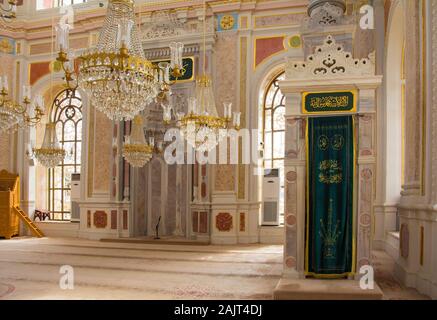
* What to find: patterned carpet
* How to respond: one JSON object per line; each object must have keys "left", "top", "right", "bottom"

{"left": 0, "top": 237, "right": 282, "bottom": 299}
{"left": 0, "top": 238, "right": 430, "bottom": 300}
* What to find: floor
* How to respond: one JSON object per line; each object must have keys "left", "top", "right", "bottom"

{"left": 0, "top": 237, "right": 429, "bottom": 300}
{"left": 372, "top": 250, "right": 430, "bottom": 300}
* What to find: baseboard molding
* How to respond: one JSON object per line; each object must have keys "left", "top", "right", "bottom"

{"left": 394, "top": 262, "right": 436, "bottom": 299}
{"left": 259, "top": 226, "right": 285, "bottom": 244}
{"left": 237, "top": 235, "right": 259, "bottom": 244}
{"left": 273, "top": 278, "right": 383, "bottom": 300}
{"left": 35, "top": 221, "right": 79, "bottom": 238}
{"left": 210, "top": 236, "right": 238, "bottom": 245}
{"left": 78, "top": 230, "right": 129, "bottom": 240}
{"left": 384, "top": 232, "right": 400, "bottom": 260}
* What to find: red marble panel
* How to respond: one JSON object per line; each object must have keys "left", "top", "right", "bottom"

{"left": 192, "top": 211, "right": 199, "bottom": 233}
{"left": 93, "top": 211, "right": 107, "bottom": 229}
{"left": 111, "top": 210, "right": 117, "bottom": 230}
{"left": 201, "top": 182, "right": 207, "bottom": 198}
{"left": 239, "top": 212, "right": 245, "bottom": 232}
{"left": 286, "top": 214, "right": 296, "bottom": 227}
{"left": 123, "top": 210, "right": 128, "bottom": 230}
{"left": 29, "top": 62, "right": 50, "bottom": 85}
{"left": 400, "top": 224, "right": 409, "bottom": 258}
{"left": 199, "top": 212, "right": 208, "bottom": 233}
{"left": 285, "top": 256, "right": 296, "bottom": 269}
{"left": 255, "top": 37, "right": 285, "bottom": 67}
{"left": 87, "top": 210, "right": 91, "bottom": 228}
{"left": 216, "top": 213, "right": 232, "bottom": 232}
{"left": 193, "top": 164, "right": 198, "bottom": 187}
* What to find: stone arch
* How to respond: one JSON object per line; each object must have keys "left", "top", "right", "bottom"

{"left": 381, "top": 0, "right": 405, "bottom": 233}
{"left": 30, "top": 74, "right": 90, "bottom": 216}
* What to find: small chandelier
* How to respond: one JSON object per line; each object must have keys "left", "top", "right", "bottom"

{"left": 122, "top": 115, "right": 154, "bottom": 167}
{"left": 176, "top": 80, "right": 238, "bottom": 152}
{"left": 164, "top": 1, "right": 241, "bottom": 152}
{"left": 33, "top": 123, "right": 66, "bottom": 168}
{"left": 0, "top": 0, "right": 17, "bottom": 25}
{"left": 0, "top": 75, "right": 44, "bottom": 131}
{"left": 156, "top": 41, "right": 186, "bottom": 99}
{"left": 144, "top": 96, "right": 174, "bottom": 155}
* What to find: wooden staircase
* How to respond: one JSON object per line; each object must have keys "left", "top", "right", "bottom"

{"left": 13, "top": 207, "right": 45, "bottom": 238}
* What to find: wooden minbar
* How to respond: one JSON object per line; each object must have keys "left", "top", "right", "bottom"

{"left": 0, "top": 170, "right": 20, "bottom": 239}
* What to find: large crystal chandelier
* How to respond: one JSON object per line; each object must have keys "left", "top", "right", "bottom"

{"left": 0, "top": 75, "right": 44, "bottom": 132}
{"left": 122, "top": 115, "right": 154, "bottom": 167}
{"left": 33, "top": 123, "right": 66, "bottom": 168}
{"left": 164, "top": 0, "right": 241, "bottom": 152}
{"left": 56, "top": 0, "right": 159, "bottom": 121}
{"left": 0, "top": 0, "right": 17, "bottom": 25}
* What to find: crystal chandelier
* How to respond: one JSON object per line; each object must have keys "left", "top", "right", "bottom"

{"left": 56, "top": 0, "right": 185, "bottom": 121}
{"left": 0, "top": 0, "right": 17, "bottom": 25}
{"left": 0, "top": 75, "right": 45, "bottom": 132}
{"left": 156, "top": 41, "right": 186, "bottom": 99}
{"left": 122, "top": 115, "right": 154, "bottom": 167}
{"left": 33, "top": 123, "right": 66, "bottom": 168}
{"left": 177, "top": 82, "right": 232, "bottom": 153}
{"left": 164, "top": 0, "right": 241, "bottom": 152}
{"left": 56, "top": 0, "right": 156, "bottom": 121}
{"left": 144, "top": 95, "right": 174, "bottom": 155}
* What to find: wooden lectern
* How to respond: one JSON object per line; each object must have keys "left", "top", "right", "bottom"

{"left": 0, "top": 170, "right": 20, "bottom": 239}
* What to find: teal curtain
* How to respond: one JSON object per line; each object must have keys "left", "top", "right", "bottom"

{"left": 306, "top": 116, "right": 355, "bottom": 278}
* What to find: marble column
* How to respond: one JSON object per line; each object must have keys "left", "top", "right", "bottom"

{"left": 283, "top": 93, "right": 306, "bottom": 278}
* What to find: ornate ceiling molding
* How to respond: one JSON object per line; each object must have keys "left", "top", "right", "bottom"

{"left": 141, "top": 12, "right": 215, "bottom": 42}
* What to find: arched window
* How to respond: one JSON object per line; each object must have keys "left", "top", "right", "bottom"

{"left": 48, "top": 89, "right": 83, "bottom": 221}
{"left": 36, "top": 0, "right": 88, "bottom": 10}
{"left": 262, "top": 71, "right": 285, "bottom": 225}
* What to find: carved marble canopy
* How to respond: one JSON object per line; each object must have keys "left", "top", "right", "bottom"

{"left": 285, "top": 35, "right": 376, "bottom": 80}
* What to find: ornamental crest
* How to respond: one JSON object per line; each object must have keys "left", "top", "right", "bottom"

{"left": 93, "top": 211, "right": 108, "bottom": 229}
{"left": 286, "top": 35, "right": 375, "bottom": 79}
{"left": 216, "top": 212, "right": 233, "bottom": 232}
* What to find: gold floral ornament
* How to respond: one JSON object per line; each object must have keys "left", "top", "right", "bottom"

{"left": 318, "top": 159, "right": 343, "bottom": 184}
{"left": 331, "top": 134, "right": 344, "bottom": 150}
{"left": 0, "top": 0, "right": 17, "bottom": 26}
{"left": 318, "top": 135, "right": 329, "bottom": 150}
{"left": 220, "top": 15, "right": 235, "bottom": 30}
{"left": 289, "top": 35, "right": 301, "bottom": 48}
{"left": 0, "top": 37, "right": 14, "bottom": 54}
{"left": 319, "top": 199, "right": 342, "bottom": 259}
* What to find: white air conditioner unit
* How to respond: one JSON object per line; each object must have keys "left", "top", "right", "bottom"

{"left": 70, "top": 173, "right": 81, "bottom": 223}
{"left": 262, "top": 169, "right": 280, "bottom": 226}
